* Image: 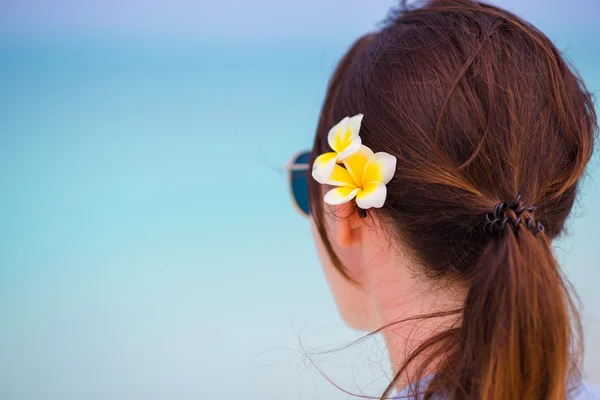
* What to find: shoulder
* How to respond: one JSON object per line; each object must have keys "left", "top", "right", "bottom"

{"left": 573, "top": 383, "right": 600, "bottom": 400}
{"left": 395, "top": 382, "right": 600, "bottom": 400}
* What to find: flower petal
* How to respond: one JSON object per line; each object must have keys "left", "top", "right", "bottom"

{"left": 326, "top": 165, "right": 356, "bottom": 187}
{"left": 342, "top": 145, "right": 373, "bottom": 185}
{"left": 327, "top": 117, "right": 350, "bottom": 153}
{"left": 324, "top": 187, "right": 360, "bottom": 206}
{"left": 356, "top": 182, "right": 387, "bottom": 209}
{"left": 337, "top": 135, "right": 362, "bottom": 160}
{"left": 312, "top": 152, "right": 338, "bottom": 184}
{"left": 362, "top": 152, "right": 397, "bottom": 186}
{"left": 347, "top": 113, "right": 363, "bottom": 140}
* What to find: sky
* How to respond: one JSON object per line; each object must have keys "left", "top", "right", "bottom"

{"left": 0, "top": 1, "right": 599, "bottom": 399}
{"left": 1, "top": 0, "right": 600, "bottom": 39}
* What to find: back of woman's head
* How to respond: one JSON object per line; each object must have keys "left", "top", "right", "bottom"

{"left": 308, "top": 0, "right": 597, "bottom": 399}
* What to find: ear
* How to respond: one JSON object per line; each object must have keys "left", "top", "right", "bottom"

{"left": 333, "top": 202, "right": 364, "bottom": 249}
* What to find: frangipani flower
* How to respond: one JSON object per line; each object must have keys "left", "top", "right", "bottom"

{"left": 323, "top": 145, "right": 397, "bottom": 209}
{"left": 312, "top": 114, "right": 363, "bottom": 184}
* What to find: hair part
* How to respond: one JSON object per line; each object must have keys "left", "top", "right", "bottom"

{"left": 308, "top": 1, "right": 597, "bottom": 399}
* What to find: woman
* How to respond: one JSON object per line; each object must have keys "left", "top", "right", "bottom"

{"left": 287, "top": 0, "right": 599, "bottom": 399}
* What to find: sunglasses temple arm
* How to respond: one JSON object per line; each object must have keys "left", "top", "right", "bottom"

{"left": 285, "top": 163, "right": 310, "bottom": 171}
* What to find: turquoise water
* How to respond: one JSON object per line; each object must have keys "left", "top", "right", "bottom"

{"left": 1, "top": 26, "right": 599, "bottom": 400}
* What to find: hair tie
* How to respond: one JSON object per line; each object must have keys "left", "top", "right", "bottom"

{"left": 484, "top": 194, "right": 544, "bottom": 236}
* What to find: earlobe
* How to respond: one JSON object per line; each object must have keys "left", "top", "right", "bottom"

{"left": 334, "top": 203, "right": 363, "bottom": 248}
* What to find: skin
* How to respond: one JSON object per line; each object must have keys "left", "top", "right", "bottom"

{"left": 310, "top": 201, "right": 466, "bottom": 386}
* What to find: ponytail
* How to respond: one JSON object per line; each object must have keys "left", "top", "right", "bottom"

{"left": 448, "top": 221, "right": 580, "bottom": 399}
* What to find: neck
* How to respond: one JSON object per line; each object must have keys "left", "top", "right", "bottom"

{"left": 363, "top": 248, "right": 464, "bottom": 388}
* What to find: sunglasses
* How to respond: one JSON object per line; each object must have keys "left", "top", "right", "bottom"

{"left": 286, "top": 150, "right": 311, "bottom": 217}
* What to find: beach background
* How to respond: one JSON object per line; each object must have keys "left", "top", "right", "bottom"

{"left": 0, "top": 0, "right": 599, "bottom": 399}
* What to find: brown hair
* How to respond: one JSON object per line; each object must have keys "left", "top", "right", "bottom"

{"left": 308, "top": 1, "right": 597, "bottom": 399}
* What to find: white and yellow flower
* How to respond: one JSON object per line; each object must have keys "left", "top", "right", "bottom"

{"left": 323, "top": 145, "right": 397, "bottom": 209}
{"left": 312, "top": 114, "right": 364, "bottom": 184}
